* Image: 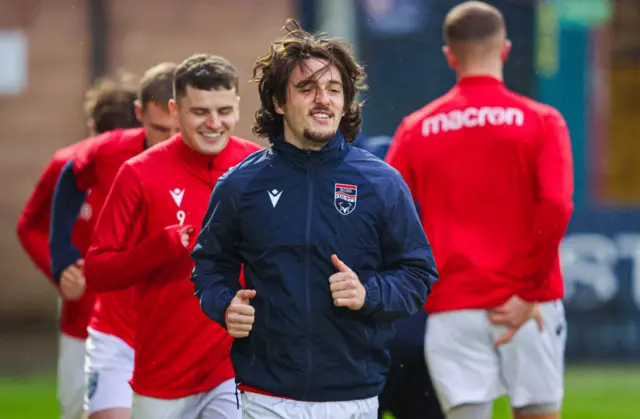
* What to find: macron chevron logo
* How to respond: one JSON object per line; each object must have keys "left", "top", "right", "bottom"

{"left": 170, "top": 188, "right": 185, "bottom": 207}
{"left": 267, "top": 189, "right": 283, "bottom": 208}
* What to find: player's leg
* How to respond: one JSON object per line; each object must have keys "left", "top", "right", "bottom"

{"left": 425, "top": 310, "right": 504, "bottom": 419}
{"left": 381, "top": 338, "right": 444, "bottom": 419}
{"left": 446, "top": 402, "right": 494, "bottom": 419}
{"left": 376, "top": 350, "right": 403, "bottom": 417}
{"left": 493, "top": 300, "right": 567, "bottom": 419}
{"left": 378, "top": 311, "right": 444, "bottom": 419}
{"left": 58, "top": 333, "right": 87, "bottom": 419}
{"left": 199, "top": 378, "right": 242, "bottom": 419}
{"left": 423, "top": 353, "right": 446, "bottom": 418}
{"left": 85, "top": 329, "right": 134, "bottom": 419}
{"left": 376, "top": 317, "right": 410, "bottom": 418}
{"left": 89, "top": 406, "right": 130, "bottom": 419}
{"left": 512, "top": 403, "right": 562, "bottom": 419}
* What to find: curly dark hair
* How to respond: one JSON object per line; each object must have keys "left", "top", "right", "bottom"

{"left": 252, "top": 19, "right": 367, "bottom": 143}
{"left": 84, "top": 70, "right": 141, "bottom": 134}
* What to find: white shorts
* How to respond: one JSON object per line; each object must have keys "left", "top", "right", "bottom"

{"left": 425, "top": 301, "right": 566, "bottom": 412}
{"left": 58, "top": 333, "right": 86, "bottom": 419}
{"left": 131, "top": 378, "right": 240, "bottom": 419}
{"left": 241, "top": 392, "right": 378, "bottom": 419}
{"left": 85, "top": 328, "right": 135, "bottom": 414}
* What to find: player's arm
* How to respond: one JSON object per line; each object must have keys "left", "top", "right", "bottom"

{"left": 16, "top": 157, "right": 64, "bottom": 284}
{"left": 190, "top": 172, "right": 243, "bottom": 328}
{"left": 84, "top": 163, "right": 189, "bottom": 292}
{"left": 49, "top": 160, "right": 88, "bottom": 282}
{"left": 385, "top": 118, "right": 421, "bottom": 216}
{"left": 360, "top": 176, "right": 436, "bottom": 321}
{"left": 521, "top": 109, "right": 574, "bottom": 301}
{"left": 49, "top": 136, "right": 103, "bottom": 282}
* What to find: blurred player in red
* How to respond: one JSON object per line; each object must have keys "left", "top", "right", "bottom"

{"left": 49, "top": 62, "right": 179, "bottom": 419}
{"left": 385, "top": 2, "right": 574, "bottom": 419}
{"left": 16, "top": 72, "right": 140, "bottom": 419}
{"left": 83, "top": 54, "right": 261, "bottom": 419}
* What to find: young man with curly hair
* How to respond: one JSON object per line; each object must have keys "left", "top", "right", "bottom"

{"left": 191, "top": 20, "right": 437, "bottom": 419}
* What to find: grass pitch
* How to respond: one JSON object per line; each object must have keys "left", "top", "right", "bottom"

{"left": 0, "top": 365, "right": 637, "bottom": 418}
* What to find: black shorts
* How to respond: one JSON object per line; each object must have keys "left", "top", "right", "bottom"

{"left": 378, "top": 311, "right": 444, "bottom": 419}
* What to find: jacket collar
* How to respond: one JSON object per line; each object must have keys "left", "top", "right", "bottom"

{"left": 271, "top": 132, "right": 348, "bottom": 170}
{"left": 173, "top": 133, "right": 241, "bottom": 185}
{"left": 175, "top": 133, "right": 213, "bottom": 168}
{"left": 175, "top": 133, "right": 242, "bottom": 171}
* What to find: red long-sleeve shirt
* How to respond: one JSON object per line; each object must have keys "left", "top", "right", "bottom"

{"left": 84, "top": 134, "right": 261, "bottom": 399}
{"left": 385, "top": 76, "right": 574, "bottom": 313}
{"left": 16, "top": 139, "right": 99, "bottom": 339}
{"left": 71, "top": 127, "right": 147, "bottom": 348}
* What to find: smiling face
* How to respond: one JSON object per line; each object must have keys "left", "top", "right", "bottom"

{"left": 274, "top": 58, "right": 345, "bottom": 150}
{"left": 170, "top": 85, "right": 240, "bottom": 155}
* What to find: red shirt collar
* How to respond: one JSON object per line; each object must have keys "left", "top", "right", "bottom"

{"left": 457, "top": 75, "right": 504, "bottom": 87}
{"left": 174, "top": 132, "right": 238, "bottom": 170}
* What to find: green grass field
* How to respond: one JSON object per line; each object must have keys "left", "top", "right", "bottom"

{"left": 0, "top": 366, "right": 637, "bottom": 418}
{"left": 491, "top": 365, "right": 639, "bottom": 419}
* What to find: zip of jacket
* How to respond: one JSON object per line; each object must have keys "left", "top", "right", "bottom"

{"left": 303, "top": 151, "right": 314, "bottom": 399}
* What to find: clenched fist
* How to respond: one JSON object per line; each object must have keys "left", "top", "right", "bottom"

{"left": 60, "top": 259, "right": 86, "bottom": 301}
{"left": 179, "top": 226, "right": 196, "bottom": 249}
{"left": 329, "top": 254, "right": 366, "bottom": 310}
{"left": 225, "top": 289, "right": 257, "bottom": 338}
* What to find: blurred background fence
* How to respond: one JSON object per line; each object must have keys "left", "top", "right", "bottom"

{"left": 0, "top": 0, "right": 638, "bottom": 375}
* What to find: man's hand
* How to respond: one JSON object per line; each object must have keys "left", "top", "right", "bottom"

{"left": 329, "top": 254, "right": 366, "bottom": 310}
{"left": 225, "top": 289, "right": 256, "bottom": 338}
{"left": 60, "top": 259, "right": 86, "bottom": 301}
{"left": 179, "top": 226, "right": 195, "bottom": 249}
{"left": 488, "top": 295, "right": 544, "bottom": 347}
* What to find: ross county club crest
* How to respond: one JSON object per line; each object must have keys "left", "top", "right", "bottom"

{"left": 334, "top": 183, "right": 358, "bottom": 215}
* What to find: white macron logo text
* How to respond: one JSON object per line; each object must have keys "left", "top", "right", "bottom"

{"left": 268, "top": 189, "right": 283, "bottom": 207}
{"left": 422, "top": 106, "right": 525, "bottom": 136}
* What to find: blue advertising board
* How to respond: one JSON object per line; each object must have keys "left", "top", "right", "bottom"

{"left": 562, "top": 210, "right": 640, "bottom": 361}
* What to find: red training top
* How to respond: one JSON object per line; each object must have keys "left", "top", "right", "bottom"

{"left": 17, "top": 138, "right": 100, "bottom": 339}
{"left": 73, "top": 127, "right": 147, "bottom": 348}
{"left": 84, "top": 134, "right": 261, "bottom": 399}
{"left": 385, "top": 75, "right": 574, "bottom": 314}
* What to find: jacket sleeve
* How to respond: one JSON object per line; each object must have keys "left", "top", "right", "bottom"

{"left": 16, "top": 157, "right": 64, "bottom": 286}
{"left": 360, "top": 175, "right": 437, "bottom": 321}
{"left": 520, "top": 109, "right": 574, "bottom": 301}
{"left": 48, "top": 139, "right": 101, "bottom": 280}
{"left": 49, "top": 160, "right": 87, "bottom": 282}
{"left": 385, "top": 119, "right": 422, "bottom": 216}
{"left": 84, "top": 163, "right": 187, "bottom": 292}
{"left": 190, "top": 171, "right": 243, "bottom": 328}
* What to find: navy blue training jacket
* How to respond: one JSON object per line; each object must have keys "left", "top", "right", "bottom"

{"left": 190, "top": 133, "right": 437, "bottom": 402}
